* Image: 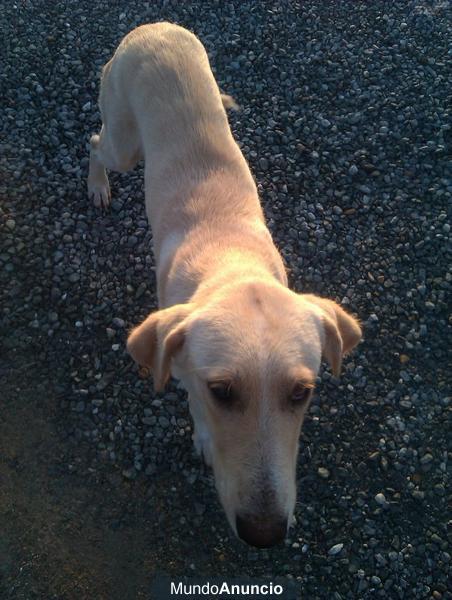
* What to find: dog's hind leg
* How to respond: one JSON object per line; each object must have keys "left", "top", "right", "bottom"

{"left": 87, "top": 59, "right": 143, "bottom": 208}
{"left": 88, "top": 121, "right": 143, "bottom": 208}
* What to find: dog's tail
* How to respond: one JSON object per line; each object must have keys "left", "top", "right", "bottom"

{"left": 221, "top": 93, "right": 239, "bottom": 111}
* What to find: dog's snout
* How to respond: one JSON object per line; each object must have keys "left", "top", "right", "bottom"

{"left": 236, "top": 513, "right": 287, "bottom": 548}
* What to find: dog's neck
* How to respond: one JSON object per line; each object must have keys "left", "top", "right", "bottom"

{"left": 153, "top": 169, "right": 287, "bottom": 307}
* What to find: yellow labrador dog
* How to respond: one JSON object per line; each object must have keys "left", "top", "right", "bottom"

{"left": 88, "top": 22, "right": 361, "bottom": 548}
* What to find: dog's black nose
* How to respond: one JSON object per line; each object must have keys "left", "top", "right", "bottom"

{"left": 236, "top": 514, "right": 287, "bottom": 548}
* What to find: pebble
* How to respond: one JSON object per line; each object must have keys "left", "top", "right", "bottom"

{"left": 259, "top": 157, "right": 269, "bottom": 170}
{"left": 375, "top": 493, "right": 390, "bottom": 509}
{"left": 420, "top": 453, "right": 434, "bottom": 465}
{"left": 317, "top": 467, "right": 330, "bottom": 479}
{"left": 328, "top": 544, "right": 344, "bottom": 556}
{"left": 411, "top": 490, "right": 425, "bottom": 500}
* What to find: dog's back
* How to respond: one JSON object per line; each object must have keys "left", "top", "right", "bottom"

{"left": 103, "top": 24, "right": 231, "bottom": 162}
{"left": 89, "top": 22, "right": 277, "bottom": 306}
{"left": 117, "top": 26, "right": 215, "bottom": 105}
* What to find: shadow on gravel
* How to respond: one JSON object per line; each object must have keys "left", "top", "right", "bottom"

{"left": 0, "top": 351, "right": 244, "bottom": 600}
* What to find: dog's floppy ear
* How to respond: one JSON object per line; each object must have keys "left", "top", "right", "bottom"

{"left": 303, "top": 295, "right": 362, "bottom": 376}
{"left": 127, "top": 303, "right": 194, "bottom": 391}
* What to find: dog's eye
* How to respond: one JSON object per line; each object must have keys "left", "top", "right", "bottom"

{"left": 290, "top": 383, "right": 312, "bottom": 406}
{"left": 208, "top": 381, "right": 232, "bottom": 403}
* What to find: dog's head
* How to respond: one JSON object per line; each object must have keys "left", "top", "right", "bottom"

{"left": 127, "top": 280, "right": 361, "bottom": 547}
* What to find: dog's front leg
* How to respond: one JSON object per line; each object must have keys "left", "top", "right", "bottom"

{"left": 188, "top": 395, "right": 213, "bottom": 467}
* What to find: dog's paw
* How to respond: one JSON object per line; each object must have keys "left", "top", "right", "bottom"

{"left": 88, "top": 176, "right": 111, "bottom": 209}
{"left": 193, "top": 429, "right": 213, "bottom": 467}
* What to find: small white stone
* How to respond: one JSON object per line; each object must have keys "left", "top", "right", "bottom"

{"left": 375, "top": 492, "right": 389, "bottom": 507}
{"left": 328, "top": 543, "right": 344, "bottom": 556}
{"left": 318, "top": 467, "right": 330, "bottom": 479}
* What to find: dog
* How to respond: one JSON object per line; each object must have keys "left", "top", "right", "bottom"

{"left": 87, "top": 22, "right": 362, "bottom": 548}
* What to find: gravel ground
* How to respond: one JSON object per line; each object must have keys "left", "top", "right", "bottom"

{"left": 1, "top": 1, "right": 451, "bottom": 599}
